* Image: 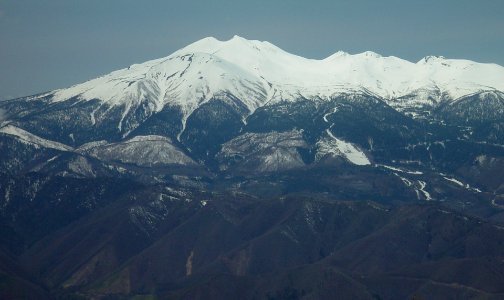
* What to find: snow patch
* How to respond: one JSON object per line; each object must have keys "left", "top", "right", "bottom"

{"left": 394, "top": 173, "right": 413, "bottom": 187}
{"left": 323, "top": 107, "right": 338, "bottom": 122}
{"left": 3, "top": 185, "right": 11, "bottom": 207}
{"left": 443, "top": 176, "right": 464, "bottom": 187}
{"left": 417, "top": 180, "right": 432, "bottom": 201}
{"left": 317, "top": 129, "right": 370, "bottom": 165}
{"left": 442, "top": 176, "right": 482, "bottom": 193}
{"left": 378, "top": 164, "right": 423, "bottom": 175}
{"left": 47, "top": 156, "right": 59, "bottom": 163}
{"left": 0, "top": 125, "right": 73, "bottom": 151}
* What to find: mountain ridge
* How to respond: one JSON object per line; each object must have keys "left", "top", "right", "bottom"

{"left": 14, "top": 36, "right": 504, "bottom": 118}
{"left": 2, "top": 36, "right": 504, "bottom": 146}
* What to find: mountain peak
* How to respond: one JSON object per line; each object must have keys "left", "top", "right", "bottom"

{"left": 324, "top": 50, "right": 349, "bottom": 60}
{"left": 230, "top": 34, "right": 247, "bottom": 41}
{"left": 48, "top": 36, "right": 504, "bottom": 125}
{"left": 178, "top": 35, "right": 276, "bottom": 56}
{"left": 357, "top": 51, "right": 383, "bottom": 58}
{"left": 418, "top": 55, "right": 447, "bottom": 64}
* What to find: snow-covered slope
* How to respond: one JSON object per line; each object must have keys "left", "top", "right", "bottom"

{"left": 47, "top": 35, "right": 504, "bottom": 123}
{"left": 316, "top": 129, "right": 371, "bottom": 166}
{"left": 80, "top": 135, "right": 197, "bottom": 167}
{"left": 0, "top": 125, "right": 74, "bottom": 151}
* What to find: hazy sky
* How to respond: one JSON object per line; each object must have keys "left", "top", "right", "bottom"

{"left": 0, "top": 0, "right": 503, "bottom": 100}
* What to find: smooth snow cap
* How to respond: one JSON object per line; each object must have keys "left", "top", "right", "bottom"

{"left": 49, "top": 35, "right": 504, "bottom": 122}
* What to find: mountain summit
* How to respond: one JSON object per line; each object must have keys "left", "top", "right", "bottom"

{"left": 53, "top": 35, "right": 504, "bottom": 106}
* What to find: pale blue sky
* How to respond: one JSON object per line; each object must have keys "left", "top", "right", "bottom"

{"left": 0, "top": 0, "right": 503, "bottom": 99}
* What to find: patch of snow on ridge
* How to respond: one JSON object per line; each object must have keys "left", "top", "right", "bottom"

{"left": 317, "top": 129, "right": 370, "bottom": 165}
{"left": 323, "top": 107, "right": 338, "bottom": 122}
{"left": 443, "top": 176, "right": 465, "bottom": 187}
{"left": 393, "top": 173, "right": 413, "bottom": 187}
{"left": 417, "top": 180, "right": 432, "bottom": 201}
{"left": 0, "top": 125, "right": 73, "bottom": 151}
{"left": 442, "top": 176, "right": 482, "bottom": 193}
{"left": 377, "top": 164, "right": 423, "bottom": 175}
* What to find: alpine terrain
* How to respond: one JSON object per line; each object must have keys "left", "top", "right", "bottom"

{"left": 2, "top": 36, "right": 504, "bottom": 299}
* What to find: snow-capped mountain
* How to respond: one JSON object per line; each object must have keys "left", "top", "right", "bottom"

{"left": 52, "top": 35, "right": 504, "bottom": 105}
{"left": 19, "top": 36, "right": 504, "bottom": 137}
{"left": 2, "top": 35, "right": 504, "bottom": 171}
{"left": 1, "top": 35, "right": 504, "bottom": 176}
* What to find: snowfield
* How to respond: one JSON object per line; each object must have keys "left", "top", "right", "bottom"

{"left": 47, "top": 36, "right": 504, "bottom": 133}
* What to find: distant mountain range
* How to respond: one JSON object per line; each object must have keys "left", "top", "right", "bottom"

{"left": 1, "top": 36, "right": 504, "bottom": 299}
